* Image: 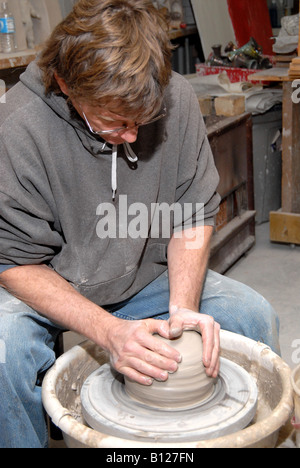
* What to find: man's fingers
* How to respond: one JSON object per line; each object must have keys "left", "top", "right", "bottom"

{"left": 143, "top": 319, "right": 182, "bottom": 363}
{"left": 118, "top": 351, "right": 176, "bottom": 384}
{"left": 110, "top": 318, "right": 182, "bottom": 385}
{"left": 168, "top": 308, "right": 221, "bottom": 376}
{"left": 203, "top": 321, "right": 220, "bottom": 377}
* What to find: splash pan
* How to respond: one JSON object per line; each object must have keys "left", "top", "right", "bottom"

{"left": 42, "top": 331, "right": 294, "bottom": 448}
{"left": 80, "top": 359, "right": 258, "bottom": 442}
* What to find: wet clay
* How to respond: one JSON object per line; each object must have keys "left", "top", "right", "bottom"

{"left": 124, "top": 330, "right": 215, "bottom": 410}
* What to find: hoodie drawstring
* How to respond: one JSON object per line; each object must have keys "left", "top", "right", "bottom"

{"left": 111, "top": 142, "right": 138, "bottom": 200}
{"left": 123, "top": 141, "right": 139, "bottom": 164}
{"left": 112, "top": 145, "right": 118, "bottom": 201}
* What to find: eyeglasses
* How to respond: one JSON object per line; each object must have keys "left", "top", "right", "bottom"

{"left": 81, "top": 107, "right": 167, "bottom": 136}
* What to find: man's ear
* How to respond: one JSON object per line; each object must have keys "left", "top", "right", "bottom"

{"left": 54, "top": 73, "right": 70, "bottom": 96}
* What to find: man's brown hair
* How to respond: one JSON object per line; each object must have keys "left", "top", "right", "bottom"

{"left": 38, "top": 0, "right": 173, "bottom": 120}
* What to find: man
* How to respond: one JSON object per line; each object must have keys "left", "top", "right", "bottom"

{"left": 0, "top": 0, "right": 279, "bottom": 448}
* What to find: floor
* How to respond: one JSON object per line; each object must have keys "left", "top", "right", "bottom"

{"left": 50, "top": 221, "right": 300, "bottom": 447}
{"left": 226, "top": 221, "right": 300, "bottom": 371}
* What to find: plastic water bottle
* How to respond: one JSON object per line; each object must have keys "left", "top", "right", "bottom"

{"left": 0, "top": 2, "right": 15, "bottom": 53}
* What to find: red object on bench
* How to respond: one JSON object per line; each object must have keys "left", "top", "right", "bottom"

{"left": 227, "top": 0, "right": 274, "bottom": 55}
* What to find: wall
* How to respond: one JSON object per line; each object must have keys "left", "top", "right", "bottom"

{"left": 5, "top": 0, "right": 63, "bottom": 51}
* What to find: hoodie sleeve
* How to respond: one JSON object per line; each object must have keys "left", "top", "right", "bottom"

{"left": 0, "top": 118, "right": 63, "bottom": 266}
{"left": 172, "top": 75, "right": 220, "bottom": 231}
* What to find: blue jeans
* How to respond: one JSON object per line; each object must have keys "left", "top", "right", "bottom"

{"left": 0, "top": 269, "right": 280, "bottom": 448}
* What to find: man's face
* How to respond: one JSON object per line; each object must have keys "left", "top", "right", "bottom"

{"left": 75, "top": 102, "right": 140, "bottom": 145}
{"left": 55, "top": 75, "right": 140, "bottom": 145}
{"left": 55, "top": 76, "right": 166, "bottom": 146}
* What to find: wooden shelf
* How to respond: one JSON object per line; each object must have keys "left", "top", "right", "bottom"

{"left": 168, "top": 26, "right": 198, "bottom": 40}
{"left": 248, "top": 67, "right": 290, "bottom": 82}
{"left": 0, "top": 49, "right": 38, "bottom": 70}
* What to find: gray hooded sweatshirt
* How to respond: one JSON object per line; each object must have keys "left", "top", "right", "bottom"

{"left": 0, "top": 62, "right": 220, "bottom": 306}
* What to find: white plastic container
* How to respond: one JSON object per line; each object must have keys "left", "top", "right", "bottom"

{"left": 291, "top": 364, "right": 300, "bottom": 448}
{"left": 42, "top": 330, "right": 294, "bottom": 448}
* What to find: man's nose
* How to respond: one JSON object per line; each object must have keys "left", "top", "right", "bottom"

{"left": 120, "top": 126, "right": 139, "bottom": 143}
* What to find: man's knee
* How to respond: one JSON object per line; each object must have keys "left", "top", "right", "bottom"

{"left": 0, "top": 290, "right": 57, "bottom": 378}
{"left": 0, "top": 308, "right": 34, "bottom": 380}
{"left": 0, "top": 338, "right": 6, "bottom": 364}
{"left": 202, "top": 272, "right": 280, "bottom": 353}
{"left": 0, "top": 301, "right": 24, "bottom": 361}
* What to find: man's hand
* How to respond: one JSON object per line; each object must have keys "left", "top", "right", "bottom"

{"left": 105, "top": 308, "right": 220, "bottom": 386}
{"left": 169, "top": 306, "right": 220, "bottom": 378}
{"left": 105, "top": 317, "right": 182, "bottom": 386}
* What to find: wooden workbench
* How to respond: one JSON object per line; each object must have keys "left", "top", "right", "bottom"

{"left": 206, "top": 113, "right": 256, "bottom": 273}
{"left": 249, "top": 67, "right": 300, "bottom": 245}
{"left": 0, "top": 49, "right": 38, "bottom": 70}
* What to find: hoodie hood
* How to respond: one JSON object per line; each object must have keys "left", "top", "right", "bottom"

{"left": 20, "top": 61, "right": 138, "bottom": 200}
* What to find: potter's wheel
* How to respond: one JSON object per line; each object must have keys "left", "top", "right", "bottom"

{"left": 81, "top": 358, "right": 258, "bottom": 443}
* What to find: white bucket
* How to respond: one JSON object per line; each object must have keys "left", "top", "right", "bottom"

{"left": 42, "top": 330, "right": 294, "bottom": 448}
{"left": 291, "top": 364, "right": 300, "bottom": 447}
